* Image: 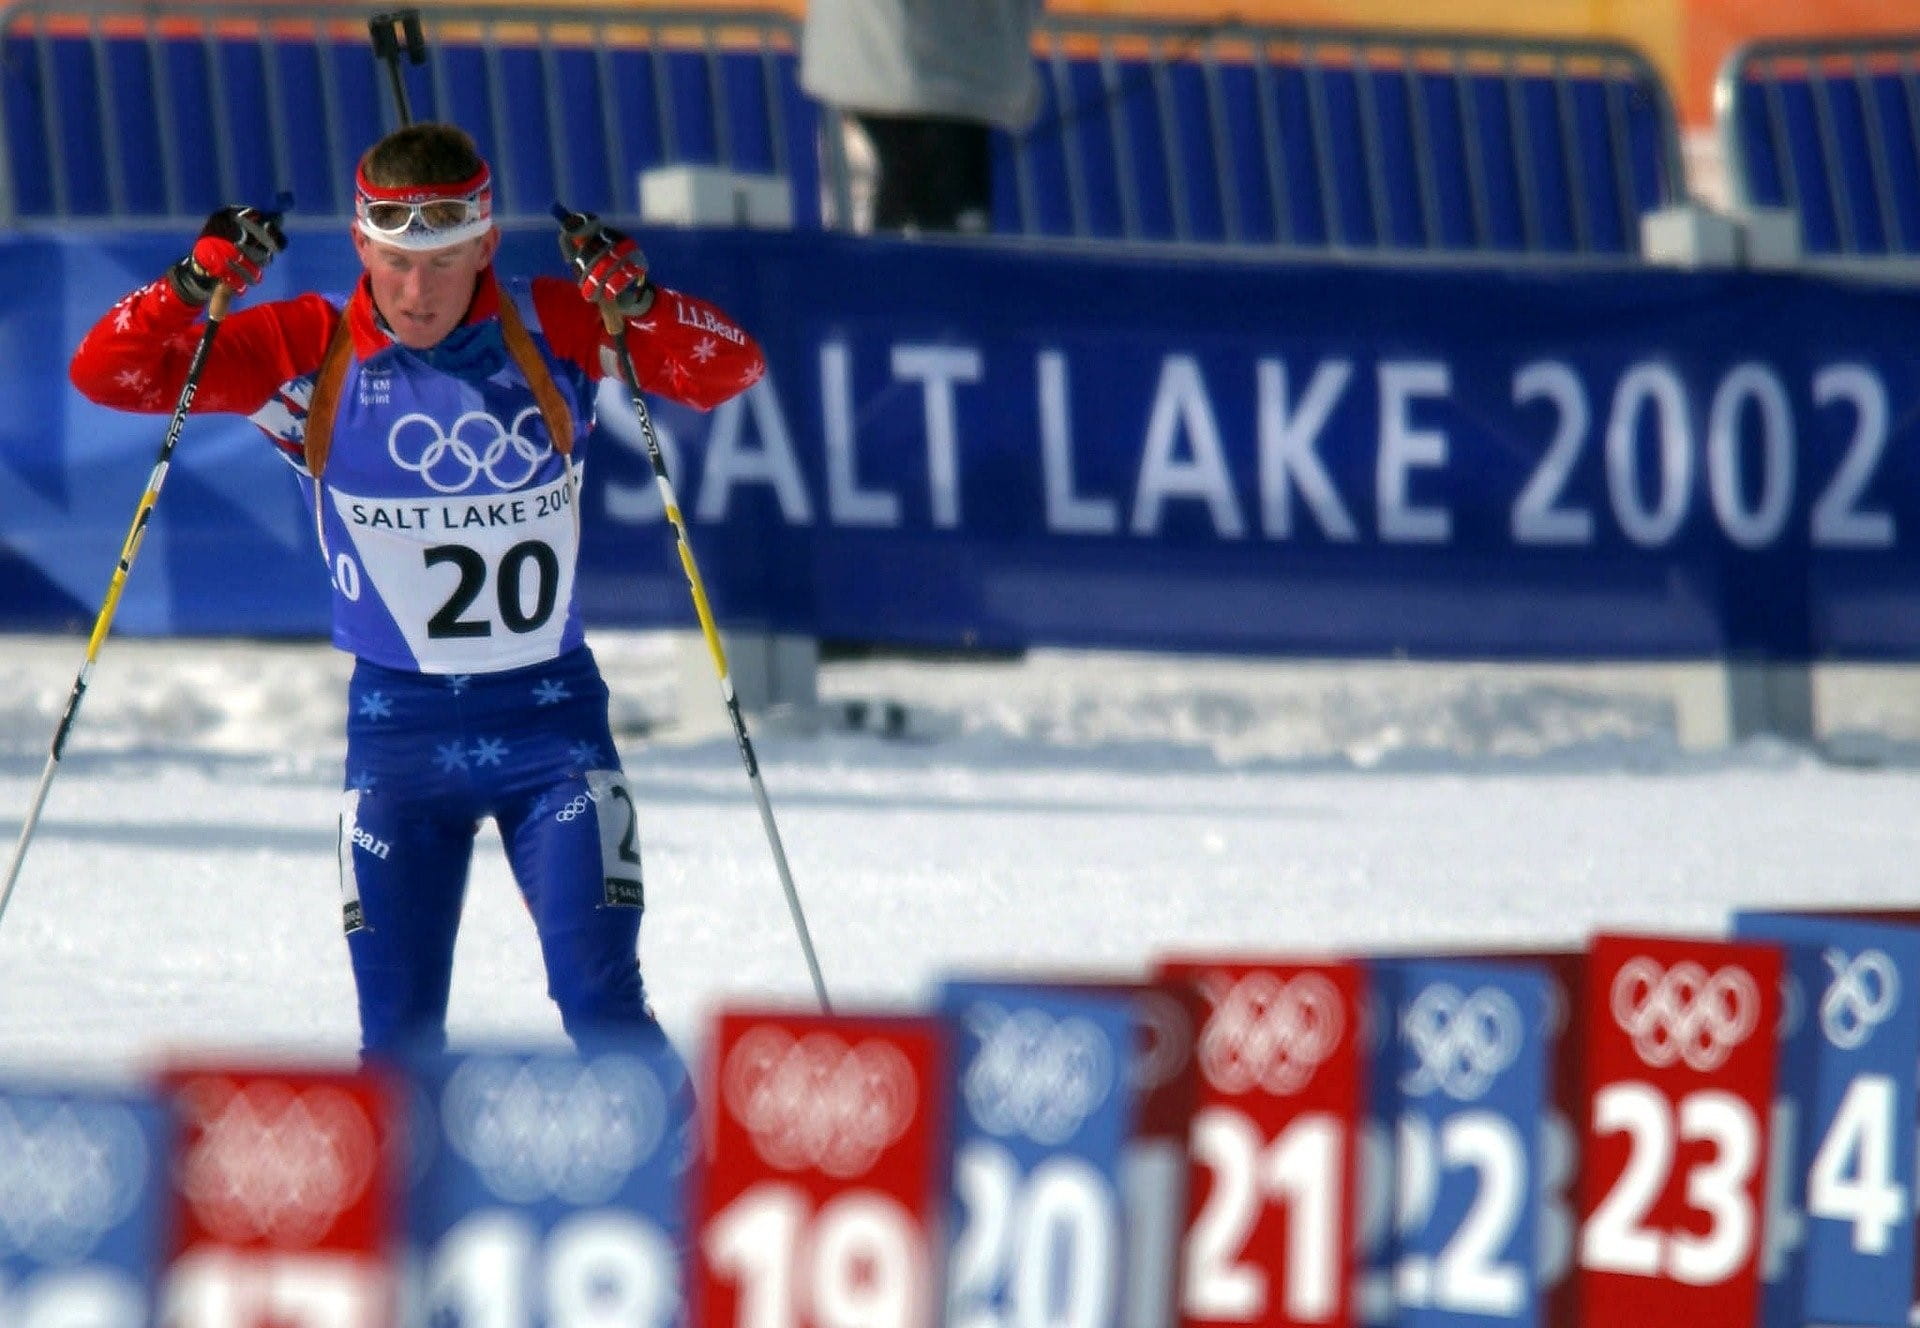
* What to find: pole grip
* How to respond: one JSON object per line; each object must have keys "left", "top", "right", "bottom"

{"left": 369, "top": 9, "right": 424, "bottom": 126}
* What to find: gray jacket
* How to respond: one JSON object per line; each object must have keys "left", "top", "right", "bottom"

{"left": 801, "top": 0, "right": 1043, "bottom": 132}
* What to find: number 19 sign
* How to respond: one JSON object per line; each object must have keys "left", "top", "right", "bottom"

{"left": 691, "top": 1010, "right": 948, "bottom": 1328}
{"left": 1575, "top": 934, "right": 1781, "bottom": 1328}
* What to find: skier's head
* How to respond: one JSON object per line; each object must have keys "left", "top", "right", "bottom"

{"left": 351, "top": 121, "right": 501, "bottom": 349}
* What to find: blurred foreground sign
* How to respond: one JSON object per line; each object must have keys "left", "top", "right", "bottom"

{"left": 1735, "top": 910, "right": 1920, "bottom": 1328}
{"left": 159, "top": 1062, "right": 404, "bottom": 1328}
{"left": 938, "top": 979, "right": 1139, "bottom": 1327}
{"left": 0, "top": 1082, "right": 170, "bottom": 1328}
{"left": 405, "top": 1037, "right": 693, "bottom": 1327}
{"left": 691, "top": 1009, "right": 949, "bottom": 1327}
{"left": 1360, "top": 957, "right": 1552, "bottom": 1328}
{"left": 1574, "top": 934, "right": 1781, "bottom": 1328}
{"left": 1158, "top": 955, "right": 1367, "bottom": 1328}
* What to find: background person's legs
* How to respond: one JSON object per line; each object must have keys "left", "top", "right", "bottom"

{"left": 855, "top": 112, "right": 992, "bottom": 232}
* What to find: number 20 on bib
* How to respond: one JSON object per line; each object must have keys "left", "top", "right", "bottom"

{"left": 1575, "top": 934, "right": 1782, "bottom": 1328}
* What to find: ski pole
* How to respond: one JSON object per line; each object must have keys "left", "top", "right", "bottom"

{"left": 368, "top": 9, "right": 427, "bottom": 128}
{"left": 0, "top": 283, "right": 237, "bottom": 932}
{"left": 556, "top": 204, "right": 831, "bottom": 1012}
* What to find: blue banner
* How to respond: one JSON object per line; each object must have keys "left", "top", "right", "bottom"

{"left": 1363, "top": 958, "right": 1551, "bottom": 1328}
{"left": 9, "top": 226, "right": 1920, "bottom": 657}
{"left": 403, "top": 1039, "right": 692, "bottom": 1328}
{"left": 939, "top": 979, "right": 1137, "bottom": 1326}
{"left": 0, "top": 1082, "right": 171, "bottom": 1328}
{"left": 1734, "top": 911, "right": 1920, "bottom": 1328}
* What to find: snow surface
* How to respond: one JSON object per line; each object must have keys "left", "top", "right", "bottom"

{"left": 2, "top": 631, "right": 1917, "bottom": 1082}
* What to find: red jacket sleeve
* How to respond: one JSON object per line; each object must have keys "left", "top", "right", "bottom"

{"left": 531, "top": 275, "right": 766, "bottom": 410}
{"left": 69, "top": 277, "right": 338, "bottom": 416}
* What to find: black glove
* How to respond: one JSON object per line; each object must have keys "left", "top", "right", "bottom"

{"left": 169, "top": 205, "right": 287, "bottom": 307}
{"left": 555, "top": 211, "right": 654, "bottom": 317}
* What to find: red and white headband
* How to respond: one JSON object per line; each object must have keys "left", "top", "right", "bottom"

{"left": 354, "top": 162, "right": 494, "bottom": 251}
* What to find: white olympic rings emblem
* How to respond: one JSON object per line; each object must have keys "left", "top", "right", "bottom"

{"left": 1821, "top": 947, "right": 1900, "bottom": 1050}
{"left": 1400, "top": 984, "right": 1524, "bottom": 1101}
{"left": 442, "top": 1053, "right": 667, "bottom": 1205}
{"left": 0, "top": 1099, "right": 150, "bottom": 1263}
{"left": 388, "top": 406, "right": 552, "bottom": 493}
{"left": 175, "top": 1080, "right": 378, "bottom": 1248}
{"left": 1196, "top": 972, "right": 1345, "bottom": 1096}
{"left": 962, "top": 1003, "right": 1114, "bottom": 1146}
{"left": 722, "top": 1028, "right": 918, "bottom": 1178}
{"left": 1611, "top": 958, "right": 1760, "bottom": 1072}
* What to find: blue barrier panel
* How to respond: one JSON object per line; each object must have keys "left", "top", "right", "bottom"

{"left": 1726, "top": 57, "right": 1920, "bottom": 258}
{"left": 8, "top": 228, "right": 1920, "bottom": 658}
{"left": 3, "top": 26, "right": 811, "bottom": 227}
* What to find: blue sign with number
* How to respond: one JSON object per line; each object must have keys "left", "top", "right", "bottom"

{"left": 0, "top": 1083, "right": 170, "bottom": 1328}
{"left": 1364, "top": 958, "right": 1551, "bottom": 1328}
{"left": 1735, "top": 910, "right": 1920, "bottom": 1328}
{"left": 404, "top": 1036, "right": 694, "bottom": 1328}
{"left": 939, "top": 979, "right": 1138, "bottom": 1328}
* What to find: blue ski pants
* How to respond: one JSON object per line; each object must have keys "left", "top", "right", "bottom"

{"left": 335, "top": 646, "right": 664, "bottom": 1057}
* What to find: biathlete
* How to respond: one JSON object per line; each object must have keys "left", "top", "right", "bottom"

{"left": 69, "top": 121, "right": 765, "bottom": 1059}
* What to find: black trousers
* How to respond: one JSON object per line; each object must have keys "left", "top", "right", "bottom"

{"left": 855, "top": 112, "right": 992, "bottom": 232}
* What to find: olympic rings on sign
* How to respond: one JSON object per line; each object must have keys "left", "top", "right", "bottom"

{"left": 0, "top": 1101, "right": 149, "bottom": 1263}
{"left": 1610, "top": 958, "right": 1759, "bottom": 1072}
{"left": 174, "top": 1081, "right": 378, "bottom": 1247}
{"left": 1196, "top": 971, "right": 1346, "bottom": 1097}
{"left": 1399, "top": 984, "right": 1524, "bottom": 1101}
{"left": 721, "top": 1028, "right": 918, "bottom": 1179}
{"left": 441, "top": 1054, "right": 667, "bottom": 1205}
{"left": 1820, "top": 947, "right": 1900, "bottom": 1050}
{"left": 961, "top": 1004, "right": 1114, "bottom": 1146}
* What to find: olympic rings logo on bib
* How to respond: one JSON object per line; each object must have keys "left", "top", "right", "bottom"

{"left": 388, "top": 406, "right": 553, "bottom": 493}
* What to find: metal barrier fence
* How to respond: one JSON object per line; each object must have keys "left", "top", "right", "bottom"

{"left": 0, "top": 0, "right": 811, "bottom": 224}
{"left": 1, "top": 2, "right": 1684, "bottom": 260}
{"left": 984, "top": 15, "right": 1685, "bottom": 258}
{"left": 1716, "top": 33, "right": 1920, "bottom": 258}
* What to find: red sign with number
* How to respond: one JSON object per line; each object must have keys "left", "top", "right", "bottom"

{"left": 691, "top": 1009, "right": 949, "bottom": 1328}
{"left": 1575, "top": 933, "right": 1781, "bottom": 1328}
{"left": 1159, "top": 957, "right": 1366, "bottom": 1328}
{"left": 159, "top": 1061, "right": 403, "bottom": 1328}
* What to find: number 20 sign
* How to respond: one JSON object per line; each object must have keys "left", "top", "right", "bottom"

{"left": 1575, "top": 933, "right": 1782, "bottom": 1328}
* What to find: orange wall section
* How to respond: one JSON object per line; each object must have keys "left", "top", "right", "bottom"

{"left": 600, "top": 0, "right": 1919, "bottom": 128}
{"left": 1682, "top": 0, "right": 1917, "bottom": 126}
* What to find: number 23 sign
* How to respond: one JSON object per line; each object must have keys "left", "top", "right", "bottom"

{"left": 1576, "top": 933, "right": 1781, "bottom": 1328}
